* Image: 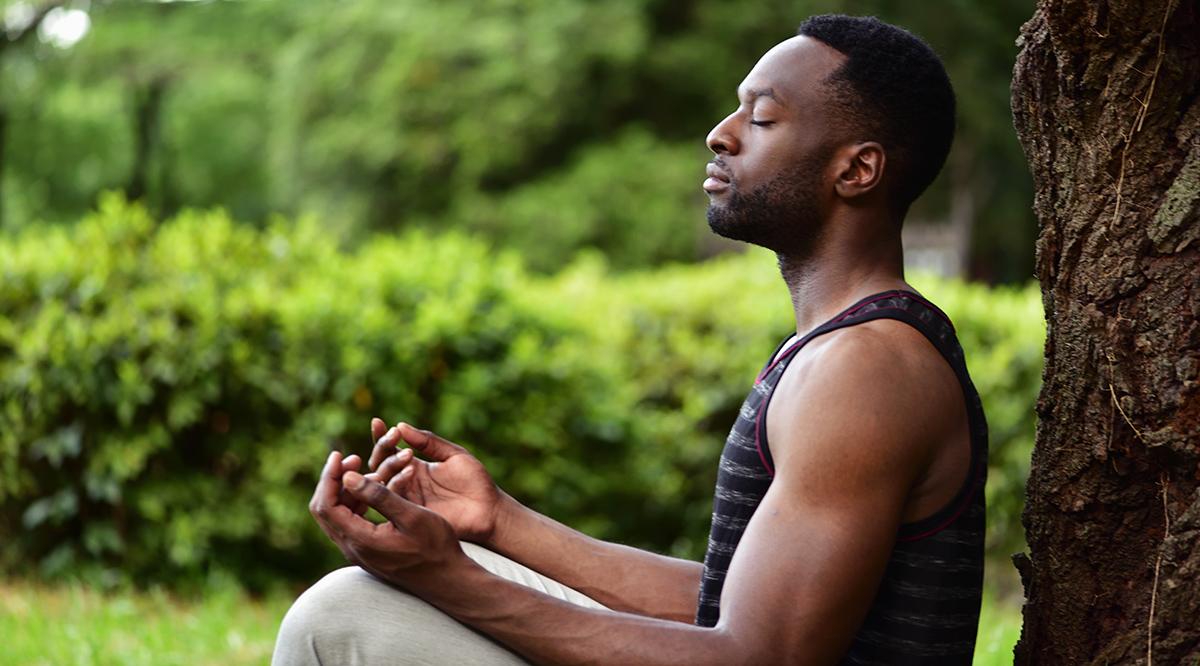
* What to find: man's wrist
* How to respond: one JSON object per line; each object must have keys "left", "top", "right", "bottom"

{"left": 392, "top": 542, "right": 478, "bottom": 599}
{"left": 487, "top": 491, "right": 525, "bottom": 551}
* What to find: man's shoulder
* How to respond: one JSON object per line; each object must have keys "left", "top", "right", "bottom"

{"left": 792, "top": 317, "right": 953, "bottom": 398}
{"left": 766, "top": 317, "right": 962, "bottom": 475}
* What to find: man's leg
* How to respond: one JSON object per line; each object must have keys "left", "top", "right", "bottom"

{"left": 272, "top": 542, "right": 610, "bottom": 665}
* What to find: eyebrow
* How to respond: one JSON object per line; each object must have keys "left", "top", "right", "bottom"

{"left": 738, "top": 87, "right": 786, "bottom": 107}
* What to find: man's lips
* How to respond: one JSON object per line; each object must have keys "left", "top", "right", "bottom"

{"left": 703, "top": 163, "right": 731, "bottom": 193}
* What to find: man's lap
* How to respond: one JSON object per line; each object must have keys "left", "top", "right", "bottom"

{"left": 272, "top": 543, "right": 609, "bottom": 666}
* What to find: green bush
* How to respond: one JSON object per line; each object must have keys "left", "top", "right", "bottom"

{"left": 0, "top": 196, "right": 639, "bottom": 588}
{"left": 0, "top": 198, "right": 1042, "bottom": 586}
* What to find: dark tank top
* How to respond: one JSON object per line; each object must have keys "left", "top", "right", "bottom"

{"left": 695, "top": 290, "right": 988, "bottom": 664}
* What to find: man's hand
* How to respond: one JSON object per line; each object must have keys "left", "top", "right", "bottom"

{"left": 364, "top": 418, "right": 505, "bottom": 543}
{"left": 309, "top": 450, "right": 467, "bottom": 587}
{"left": 333, "top": 452, "right": 366, "bottom": 515}
{"left": 361, "top": 418, "right": 703, "bottom": 623}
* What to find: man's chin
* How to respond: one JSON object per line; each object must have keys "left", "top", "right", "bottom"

{"left": 706, "top": 206, "right": 749, "bottom": 243}
{"left": 706, "top": 207, "right": 805, "bottom": 256}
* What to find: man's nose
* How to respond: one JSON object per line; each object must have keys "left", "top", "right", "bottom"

{"left": 706, "top": 112, "right": 740, "bottom": 155}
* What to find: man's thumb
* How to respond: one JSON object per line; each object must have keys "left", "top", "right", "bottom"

{"left": 344, "top": 471, "right": 413, "bottom": 527}
{"left": 397, "top": 424, "right": 466, "bottom": 462}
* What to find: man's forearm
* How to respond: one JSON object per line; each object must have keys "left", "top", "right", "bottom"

{"left": 413, "top": 555, "right": 738, "bottom": 666}
{"left": 488, "top": 493, "right": 702, "bottom": 622}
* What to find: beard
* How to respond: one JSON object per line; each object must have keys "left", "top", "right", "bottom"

{"left": 706, "top": 153, "right": 827, "bottom": 260}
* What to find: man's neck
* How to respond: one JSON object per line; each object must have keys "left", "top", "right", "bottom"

{"left": 777, "top": 233, "right": 908, "bottom": 337}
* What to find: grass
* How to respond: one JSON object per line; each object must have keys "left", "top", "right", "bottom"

{"left": 0, "top": 580, "right": 294, "bottom": 666}
{"left": 0, "top": 578, "right": 1021, "bottom": 665}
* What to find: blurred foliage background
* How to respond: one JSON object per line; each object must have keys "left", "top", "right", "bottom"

{"left": 2, "top": 0, "right": 1034, "bottom": 279}
{"left": 1, "top": 199, "right": 1041, "bottom": 591}
{"left": 2, "top": 0, "right": 1039, "bottom": 623}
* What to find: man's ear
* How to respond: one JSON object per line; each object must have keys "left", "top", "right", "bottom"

{"left": 833, "top": 142, "right": 885, "bottom": 200}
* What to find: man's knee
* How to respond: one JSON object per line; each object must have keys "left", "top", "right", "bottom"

{"left": 278, "top": 566, "right": 370, "bottom": 632}
{"left": 273, "top": 567, "right": 379, "bottom": 665}
{"left": 273, "top": 565, "right": 529, "bottom": 666}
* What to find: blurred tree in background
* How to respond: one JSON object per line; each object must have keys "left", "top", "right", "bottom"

{"left": 2, "top": 0, "right": 1034, "bottom": 280}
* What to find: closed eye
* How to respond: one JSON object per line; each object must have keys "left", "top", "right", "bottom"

{"left": 750, "top": 120, "right": 774, "bottom": 127}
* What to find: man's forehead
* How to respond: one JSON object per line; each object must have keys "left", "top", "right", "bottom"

{"left": 737, "top": 35, "right": 846, "bottom": 107}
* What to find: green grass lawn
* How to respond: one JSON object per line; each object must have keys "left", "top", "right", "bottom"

{"left": 0, "top": 579, "right": 1020, "bottom": 665}
{"left": 0, "top": 580, "right": 293, "bottom": 666}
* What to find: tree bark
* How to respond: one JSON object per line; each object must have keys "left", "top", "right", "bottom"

{"left": 1011, "top": 0, "right": 1200, "bottom": 664}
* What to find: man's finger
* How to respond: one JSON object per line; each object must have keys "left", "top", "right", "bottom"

{"left": 320, "top": 492, "right": 375, "bottom": 542}
{"left": 337, "top": 454, "right": 366, "bottom": 513}
{"left": 396, "top": 423, "right": 467, "bottom": 462}
{"left": 343, "top": 471, "right": 421, "bottom": 528}
{"left": 367, "top": 417, "right": 389, "bottom": 471}
{"left": 387, "top": 465, "right": 417, "bottom": 499}
{"left": 369, "top": 448, "right": 415, "bottom": 485}
{"left": 310, "top": 451, "right": 344, "bottom": 522}
{"left": 369, "top": 426, "right": 402, "bottom": 471}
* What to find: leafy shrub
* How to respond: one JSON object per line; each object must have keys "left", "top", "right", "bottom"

{"left": 0, "top": 196, "right": 638, "bottom": 588}
{"left": 0, "top": 198, "right": 1042, "bottom": 587}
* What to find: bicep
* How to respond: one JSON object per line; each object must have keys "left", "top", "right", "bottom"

{"left": 715, "top": 336, "right": 934, "bottom": 663}
{"left": 716, "top": 470, "right": 907, "bottom": 664}
{"left": 715, "top": 465, "right": 902, "bottom": 662}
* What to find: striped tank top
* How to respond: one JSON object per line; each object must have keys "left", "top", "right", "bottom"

{"left": 695, "top": 290, "right": 988, "bottom": 664}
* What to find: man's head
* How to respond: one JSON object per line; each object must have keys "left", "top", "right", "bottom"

{"left": 704, "top": 15, "right": 955, "bottom": 257}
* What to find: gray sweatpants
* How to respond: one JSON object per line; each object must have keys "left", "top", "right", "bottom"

{"left": 271, "top": 542, "right": 610, "bottom": 665}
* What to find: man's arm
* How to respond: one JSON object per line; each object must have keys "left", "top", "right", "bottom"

{"left": 490, "top": 493, "right": 703, "bottom": 622}
{"left": 319, "top": 326, "right": 951, "bottom": 664}
{"left": 365, "top": 420, "right": 701, "bottom": 622}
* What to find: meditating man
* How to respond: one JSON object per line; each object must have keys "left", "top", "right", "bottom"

{"left": 274, "top": 14, "right": 987, "bottom": 665}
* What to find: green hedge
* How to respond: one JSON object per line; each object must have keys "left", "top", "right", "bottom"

{"left": 0, "top": 198, "right": 1042, "bottom": 587}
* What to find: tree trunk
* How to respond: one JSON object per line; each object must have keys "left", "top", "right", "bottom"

{"left": 1011, "top": 0, "right": 1200, "bottom": 664}
{"left": 127, "top": 78, "right": 167, "bottom": 203}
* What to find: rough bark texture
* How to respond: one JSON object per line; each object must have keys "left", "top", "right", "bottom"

{"left": 1011, "top": 0, "right": 1200, "bottom": 663}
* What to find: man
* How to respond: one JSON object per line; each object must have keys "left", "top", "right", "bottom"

{"left": 275, "top": 14, "right": 987, "bottom": 665}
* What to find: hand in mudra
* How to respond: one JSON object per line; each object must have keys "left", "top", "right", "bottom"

{"left": 365, "top": 418, "right": 503, "bottom": 543}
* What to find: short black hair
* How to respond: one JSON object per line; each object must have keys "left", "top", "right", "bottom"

{"left": 796, "top": 15, "right": 955, "bottom": 216}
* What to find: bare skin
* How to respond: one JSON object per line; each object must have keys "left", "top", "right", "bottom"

{"left": 363, "top": 419, "right": 702, "bottom": 622}
{"left": 309, "top": 34, "right": 970, "bottom": 665}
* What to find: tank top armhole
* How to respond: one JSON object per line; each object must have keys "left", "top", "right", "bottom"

{"left": 847, "top": 307, "right": 986, "bottom": 541}
{"left": 754, "top": 320, "right": 869, "bottom": 479}
{"left": 754, "top": 382, "right": 778, "bottom": 477}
